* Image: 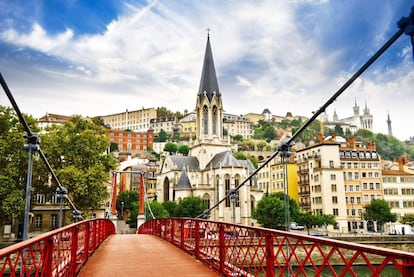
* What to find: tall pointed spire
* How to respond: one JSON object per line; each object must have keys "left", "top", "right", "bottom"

{"left": 387, "top": 112, "right": 393, "bottom": 137}
{"left": 198, "top": 33, "right": 220, "bottom": 102}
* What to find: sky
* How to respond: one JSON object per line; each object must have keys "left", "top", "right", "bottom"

{"left": 0, "top": 0, "right": 413, "bottom": 141}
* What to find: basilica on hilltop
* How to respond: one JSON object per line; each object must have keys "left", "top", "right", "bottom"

{"left": 157, "top": 35, "right": 263, "bottom": 224}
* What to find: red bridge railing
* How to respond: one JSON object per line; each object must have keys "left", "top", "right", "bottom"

{"left": 139, "top": 218, "right": 414, "bottom": 276}
{"left": 0, "top": 219, "right": 115, "bottom": 277}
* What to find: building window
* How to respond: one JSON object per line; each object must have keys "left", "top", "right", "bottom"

{"left": 225, "top": 175, "right": 230, "bottom": 207}
{"left": 329, "top": 160, "right": 334, "bottom": 168}
{"left": 203, "top": 105, "right": 208, "bottom": 135}
{"left": 212, "top": 106, "right": 217, "bottom": 135}
{"left": 36, "top": 194, "right": 46, "bottom": 204}
{"left": 51, "top": 214, "right": 58, "bottom": 229}
{"left": 35, "top": 214, "right": 43, "bottom": 228}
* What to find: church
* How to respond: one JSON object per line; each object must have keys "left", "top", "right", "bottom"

{"left": 156, "top": 34, "right": 263, "bottom": 224}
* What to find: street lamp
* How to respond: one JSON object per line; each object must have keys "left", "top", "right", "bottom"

{"left": 56, "top": 186, "right": 68, "bottom": 228}
{"left": 22, "top": 133, "right": 40, "bottom": 241}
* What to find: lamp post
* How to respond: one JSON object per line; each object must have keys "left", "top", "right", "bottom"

{"left": 56, "top": 186, "right": 68, "bottom": 228}
{"left": 22, "top": 133, "right": 40, "bottom": 241}
{"left": 229, "top": 189, "right": 238, "bottom": 275}
{"left": 121, "top": 201, "right": 124, "bottom": 220}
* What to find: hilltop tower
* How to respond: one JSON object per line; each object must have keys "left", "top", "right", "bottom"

{"left": 387, "top": 112, "right": 393, "bottom": 137}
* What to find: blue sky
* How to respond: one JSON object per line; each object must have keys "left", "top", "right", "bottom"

{"left": 0, "top": 0, "right": 413, "bottom": 140}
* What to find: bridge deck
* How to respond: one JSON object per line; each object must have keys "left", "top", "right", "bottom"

{"left": 78, "top": 234, "right": 218, "bottom": 277}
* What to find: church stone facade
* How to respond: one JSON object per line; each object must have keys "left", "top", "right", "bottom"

{"left": 157, "top": 35, "right": 263, "bottom": 225}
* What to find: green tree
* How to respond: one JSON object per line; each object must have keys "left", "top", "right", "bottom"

{"left": 164, "top": 142, "right": 177, "bottom": 155}
{"left": 401, "top": 214, "right": 414, "bottom": 225}
{"left": 363, "top": 199, "right": 397, "bottom": 232}
{"left": 334, "top": 124, "right": 344, "bottom": 136}
{"left": 145, "top": 201, "right": 169, "bottom": 219}
{"left": 295, "top": 211, "right": 321, "bottom": 235}
{"left": 116, "top": 190, "right": 138, "bottom": 219}
{"left": 234, "top": 152, "right": 247, "bottom": 160}
{"left": 162, "top": 200, "right": 177, "bottom": 217}
{"left": 177, "top": 144, "right": 189, "bottom": 156}
{"left": 256, "top": 140, "right": 267, "bottom": 151}
{"left": 40, "top": 116, "right": 117, "bottom": 214}
{"left": 155, "top": 129, "right": 169, "bottom": 142}
{"left": 233, "top": 135, "right": 243, "bottom": 142}
{"left": 174, "top": 196, "right": 207, "bottom": 218}
{"left": 252, "top": 193, "right": 285, "bottom": 229}
{"left": 0, "top": 106, "right": 39, "bottom": 225}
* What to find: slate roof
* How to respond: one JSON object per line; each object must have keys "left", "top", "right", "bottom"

{"left": 205, "top": 151, "right": 255, "bottom": 173}
{"left": 198, "top": 34, "right": 220, "bottom": 103}
{"left": 176, "top": 169, "right": 192, "bottom": 190}
{"left": 166, "top": 156, "right": 199, "bottom": 171}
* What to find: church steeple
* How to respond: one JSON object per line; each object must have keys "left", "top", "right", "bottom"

{"left": 198, "top": 33, "right": 220, "bottom": 103}
{"left": 195, "top": 33, "right": 224, "bottom": 142}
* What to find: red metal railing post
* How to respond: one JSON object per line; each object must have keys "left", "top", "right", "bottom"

{"left": 219, "top": 223, "right": 225, "bottom": 274}
{"left": 69, "top": 226, "right": 79, "bottom": 276}
{"left": 170, "top": 219, "right": 175, "bottom": 243}
{"left": 41, "top": 237, "right": 54, "bottom": 277}
{"left": 180, "top": 220, "right": 185, "bottom": 250}
{"left": 402, "top": 257, "right": 414, "bottom": 276}
{"left": 84, "top": 221, "right": 90, "bottom": 262}
{"left": 92, "top": 220, "right": 97, "bottom": 250}
{"left": 195, "top": 221, "right": 200, "bottom": 259}
{"left": 265, "top": 233, "right": 275, "bottom": 276}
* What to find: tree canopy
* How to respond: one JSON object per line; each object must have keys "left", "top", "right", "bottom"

{"left": 363, "top": 199, "right": 397, "bottom": 231}
{"left": 164, "top": 142, "right": 178, "bottom": 155}
{"left": 252, "top": 192, "right": 300, "bottom": 230}
{"left": 0, "top": 106, "right": 39, "bottom": 224}
{"left": 174, "top": 196, "right": 207, "bottom": 218}
{"left": 40, "top": 116, "right": 118, "bottom": 214}
{"left": 177, "top": 144, "right": 190, "bottom": 156}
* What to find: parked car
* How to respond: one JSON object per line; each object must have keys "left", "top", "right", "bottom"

{"left": 311, "top": 232, "right": 328, "bottom": 237}
{"left": 290, "top": 222, "right": 305, "bottom": 230}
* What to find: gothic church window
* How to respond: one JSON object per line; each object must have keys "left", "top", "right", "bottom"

{"left": 203, "top": 105, "right": 208, "bottom": 135}
{"left": 212, "top": 106, "right": 217, "bottom": 135}
{"left": 225, "top": 175, "right": 230, "bottom": 207}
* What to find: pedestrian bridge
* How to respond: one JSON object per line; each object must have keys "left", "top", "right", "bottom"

{"left": 1, "top": 218, "right": 414, "bottom": 276}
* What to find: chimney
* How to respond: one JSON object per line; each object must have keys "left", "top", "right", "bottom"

{"left": 347, "top": 137, "right": 356, "bottom": 149}
{"left": 317, "top": 133, "right": 324, "bottom": 143}
{"left": 399, "top": 156, "right": 409, "bottom": 172}
{"left": 367, "top": 141, "right": 376, "bottom": 151}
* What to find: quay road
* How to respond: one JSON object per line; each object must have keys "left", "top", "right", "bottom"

{"left": 78, "top": 234, "right": 219, "bottom": 277}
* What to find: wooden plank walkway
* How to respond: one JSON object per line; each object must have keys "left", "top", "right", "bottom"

{"left": 78, "top": 234, "right": 219, "bottom": 277}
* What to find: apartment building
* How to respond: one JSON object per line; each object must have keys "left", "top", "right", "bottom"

{"left": 383, "top": 157, "right": 414, "bottom": 221}
{"left": 296, "top": 134, "right": 382, "bottom": 233}
{"left": 149, "top": 117, "right": 178, "bottom": 135}
{"left": 296, "top": 138, "right": 348, "bottom": 233}
{"left": 100, "top": 108, "right": 157, "bottom": 132}
{"left": 340, "top": 137, "right": 382, "bottom": 233}
{"left": 257, "top": 155, "right": 299, "bottom": 203}
{"left": 223, "top": 113, "right": 254, "bottom": 139}
{"left": 177, "top": 112, "right": 197, "bottom": 139}
{"left": 108, "top": 129, "right": 154, "bottom": 153}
